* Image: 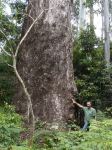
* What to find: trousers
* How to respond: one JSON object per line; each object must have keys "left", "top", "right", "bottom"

{"left": 82, "top": 120, "right": 90, "bottom": 131}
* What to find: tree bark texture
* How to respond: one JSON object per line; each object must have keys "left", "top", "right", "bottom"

{"left": 14, "top": 0, "right": 77, "bottom": 126}
{"left": 104, "top": 0, "right": 110, "bottom": 67}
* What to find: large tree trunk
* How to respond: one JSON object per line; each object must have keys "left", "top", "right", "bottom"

{"left": 14, "top": 0, "right": 77, "bottom": 127}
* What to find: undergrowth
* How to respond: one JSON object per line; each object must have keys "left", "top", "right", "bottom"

{"left": 0, "top": 104, "right": 112, "bottom": 150}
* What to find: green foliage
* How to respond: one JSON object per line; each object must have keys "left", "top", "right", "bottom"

{"left": 35, "top": 120, "right": 46, "bottom": 130}
{"left": 0, "top": 0, "right": 26, "bottom": 54}
{"left": 0, "top": 105, "right": 112, "bottom": 150}
{"left": 0, "top": 104, "right": 22, "bottom": 148}
{"left": 32, "top": 118, "right": 112, "bottom": 150}
{"left": 78, "top": 119, "right": 112, "bottom": 150}
{"left": 0, "top": 0, "right": 26, "bottom": 104}
{"left": 33, "top": 130, "right": 85, "bottom": 150}
{"left": 10, "top": 1, "right": 26, "bottom": 25}
{"left": 73, "top": 26, "right": 112, "bottom": 108}
{"left": 79, "top": 25, "right": 98, "bottom": 52}
{"left": 86, "top": 0, "right": 99, "bottom": 8}
{"left": 0, "top": 2, "right": 112, "bottom": 150}
{"left": 0, "top": 63, "right": 15, "bottom": 104}
{"left": 105, "top": 107, "right": 112, "bottom": 117}
{"left": 67, "top": 120, "right": 80, "bottom": 131}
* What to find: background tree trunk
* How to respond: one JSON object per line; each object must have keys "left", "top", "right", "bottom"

{"left": 14, "top": 0, "right": 77, "bottom": 127}
{"left": 79, "top": 0, "right": 86, "bottom": 30}
{"left": 90, "top": 0, "right": 94, "bottom": 26}
{"left": 101, "top": 0, "right": 104, "bottom": 40}
{"left": 104, "top": 0, "right": 110, "bottom": 67}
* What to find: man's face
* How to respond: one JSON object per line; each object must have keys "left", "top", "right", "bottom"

{"left": 87, "top": 102, "right": 92, "bottom": 108}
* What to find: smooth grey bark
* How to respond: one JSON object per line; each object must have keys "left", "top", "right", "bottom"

{"left": 110, "top": 0, "right": 112, "bottom": 40}
{"left": 90, "top": 1, "right": 94, "bottom": 26}
{"left": 104, "top": 0, "right": 110, "bottom": 67}
{"left": 14, "top": 0, "right": 77, "bottom": 127}
{"left": 79, "top": 0, "right": 86, "bottom": 30}
{"left": 101, "top": 0, "right": 104, "bottom": 40}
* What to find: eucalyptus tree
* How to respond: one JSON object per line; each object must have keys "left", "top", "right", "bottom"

{"left": 88, "top": 0, "right": 94, "bottom": 26}
{"left": 104, "top": 0, "right": 110, "bottom": 67}
{"left": 72, "top": 0, "right": 80, "bottom": 37}
{"left": 109, "top": 0, "right": 112, "bottom": 40}
{"left": 14, "top": 0, "right": 77, "bottom": 128}
{"left": 79, "top": 0, "right": 86, "bottom": 30}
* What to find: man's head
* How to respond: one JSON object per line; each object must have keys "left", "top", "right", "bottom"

{"left": 86, "top": 101, "right": 92, "bottom": 108}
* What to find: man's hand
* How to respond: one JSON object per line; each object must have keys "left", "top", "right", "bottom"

{"left": 71, "top": 99, "right": 84, "bottom": 108}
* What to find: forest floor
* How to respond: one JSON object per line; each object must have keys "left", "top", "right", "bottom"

{"left": 0, "top": 105, "right": 112, "bottom": 150}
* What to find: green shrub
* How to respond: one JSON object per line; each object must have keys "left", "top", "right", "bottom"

{"left": 105, "top": 107, "right": 112, "bottom": 117}
{"left": 33, "top": 130, "right": 85, "bottom": 150}
{"left": 73, "top": 26, "right": 112, "bottom": 109}
{"left": 33, "top": 119, "right": 112, "bottom": 150}
{"left": 75, "top": 119, "right": 112, "bottom": 150}
{"left": 0, "top": 63, "right": 15, "bottom": 104}
{"left": 0, "top": 104, "right": 22, "bottom": 148}
{"left": 0, "top": 104, "right": 112, "bottom": 150}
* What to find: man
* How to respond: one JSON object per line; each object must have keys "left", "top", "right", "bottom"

{"left": 72, "top": 100, "right": 96, "bottom": 131}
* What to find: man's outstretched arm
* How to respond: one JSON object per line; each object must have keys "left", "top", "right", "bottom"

{"left": 72, "top": 99, "right": 84, "bottom": 108}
